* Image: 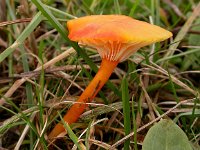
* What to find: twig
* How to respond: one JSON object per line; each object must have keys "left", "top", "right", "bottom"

{"left": 0, "top": 18, "right": 32, "bottom": 27}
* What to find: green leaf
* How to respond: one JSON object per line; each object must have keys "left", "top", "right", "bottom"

{"left": 142, "top": 119, "right": 192, "bottom": 150}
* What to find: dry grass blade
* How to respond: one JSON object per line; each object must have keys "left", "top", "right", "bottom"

{"left": 0, "top": 18, "right": 32, "bottom": 27}
{"left": 14, "top": 65, "right": 90, "bottom": 78}
{"left": 0, "top": 48, "right": 76, "bottom": 105}
{"left": 148, "top": 61, "right": 198, "bottom": 96}
{"left": 165, "top": 2, "right": 200, "bottom": 57}
{"left": 89, "top": 139, "right": 117, "bottom": 150}
{"left": 140, "top": 75, "right": 155, "bottom": 120}
{"left": 14, "top": 112, "right": 37, "bottom": 150}
{"left": 0, "top": 107, "right": 38, "bottom": 133}
{"left": 0, "top": 38, "right": 7, "bottom": 47}
{"left": 163, "top": 0, "right": 186, "bottom": 20}
{"left": 53, "top": 70, "right": 84, "bottom": 93}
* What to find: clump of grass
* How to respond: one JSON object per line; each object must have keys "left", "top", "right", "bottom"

{"left": 0, "top": 0, "right": 199, "bottom": 149}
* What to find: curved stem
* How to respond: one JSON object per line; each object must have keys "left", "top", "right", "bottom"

{"left": 49, "top": 58, "right": 118, "bottom": 139}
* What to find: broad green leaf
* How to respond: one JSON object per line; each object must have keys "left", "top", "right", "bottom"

{"left": 142, "top": 119, "right": 192, "bottom": 150}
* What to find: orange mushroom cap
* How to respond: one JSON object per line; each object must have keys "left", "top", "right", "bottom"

{"left": 48, "top": 15, "right": 172, "bottom": 139}
{"left": 67, "top": 15, "right": 172, "bottom": 61}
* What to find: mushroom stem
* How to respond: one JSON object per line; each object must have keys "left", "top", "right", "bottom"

{"left": 49, "top": 58, "right": 119, "bottom": 139}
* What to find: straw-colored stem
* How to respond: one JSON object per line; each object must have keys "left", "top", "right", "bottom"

{"left": 48, "top": 58, "right": 118, "bottom": 139}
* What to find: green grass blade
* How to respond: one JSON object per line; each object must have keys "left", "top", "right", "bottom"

{"left": 0, "top": 99, "right": 47, "bottom": 146}
{"left": 121, "top": 77, "right": 131, "bottom": 150}
{"left": 173, "top": 109, "right": 200, "bottom": 123}
{"left": 20, "top": 46, "right": 34, "bottom": 107}
{"left": 7, "top": 0, "right": 34, "bottom": 108}
{"left": 45, "top": 4, "right": 77, "bottom": 19}
{"left": 155, "top": 0, "right": 160, "bottom": 25}
{"left": 20, "top": 46, "right": 35, "bottom": 148}
{"left": 0, "top": 12, "right": 43, "bottom": 63}
{"left": 167, "top": 70, "right": 179, "bottom": 103}
{"left": 114, "top": 0, "right": 121, "bottom": 14}
{"left": 129, "top": 0, "right": 140, "bottom": 16}
{"left": 85, "top": 120, "right": 93, "bottom": 150}
{"left": 157, "top": 48, "right": 200, "bottom": 63}
{"left": 99, "top": 0, "right": 109, "bottom": 14}
{"left": 132, "top": 97, "right": 138, "bottom": 150}
{"left": 58, "top": 112, "right": 82, "bottom": 150}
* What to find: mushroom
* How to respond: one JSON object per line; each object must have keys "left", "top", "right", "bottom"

{"left": 49, "top": 15, "right": 172, "bottom": 138}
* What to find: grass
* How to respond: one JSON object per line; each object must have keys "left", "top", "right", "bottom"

{"left": 121, "top": 77, "right": 131, "bottom": 150}
{"left": 0, "top": 0, "right": 200, "bottom": 149}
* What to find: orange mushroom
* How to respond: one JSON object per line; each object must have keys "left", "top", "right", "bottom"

{"left": 49, "top": 15, "right": 172, "bottom": 139}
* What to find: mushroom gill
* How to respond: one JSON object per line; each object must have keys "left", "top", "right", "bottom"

{"left": 48, "top": 15, "right": 172, "bottom": 139}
